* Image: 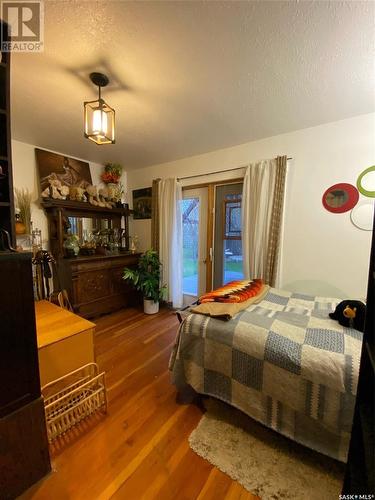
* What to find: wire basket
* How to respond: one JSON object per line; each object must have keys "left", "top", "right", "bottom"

{"left": 41, "top": 362, "right": 107, "bottom": 442}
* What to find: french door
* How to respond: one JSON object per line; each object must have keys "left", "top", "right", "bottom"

{"left": 182, "top": 187, "right": 208, "bottom": 304}
{"left": 181, "top": 180, "right": 244, "bottom": 302}
{"left": 213, "top": 183, "right": 244, "bottom": 289}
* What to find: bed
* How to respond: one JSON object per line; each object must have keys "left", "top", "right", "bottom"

{"left": 169, "top": 287, "right": 362, "bottom": 462}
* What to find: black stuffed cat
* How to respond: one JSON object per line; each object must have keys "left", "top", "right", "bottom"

{"left": 329, "top": 300, "right": 366, "bottom": 332}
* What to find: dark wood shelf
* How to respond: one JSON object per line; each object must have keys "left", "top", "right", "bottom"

{"left": 0, "top": 109, "right": 6, "bottom": 115}
{"left": 41, "top": 198, "right": 133, "bottom": 216}
{"left": 0, "top": 201, "right": 10, "bottom": 206}
{"left": 0, "top": 155, "right": 8, "bottom": 161}
{"left": 0, "top": 62, "right": 6, "bottom": 68}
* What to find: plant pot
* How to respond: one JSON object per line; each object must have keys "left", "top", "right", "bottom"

{"left": 143, "top": 298, "right": 159, "bottom": 315}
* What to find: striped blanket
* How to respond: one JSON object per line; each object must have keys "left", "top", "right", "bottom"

{"left": 198, "top": 279, "right": 264, "bottom": 303}
{"left": 169, "top": 288, "right": 362, "bottom": 462}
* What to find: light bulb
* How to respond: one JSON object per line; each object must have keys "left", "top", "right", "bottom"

{"left": 92, "top": 109, "right": 108, "bottom": 136}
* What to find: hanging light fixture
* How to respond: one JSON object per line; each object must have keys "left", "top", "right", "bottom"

{"left": 84, "top": 72, "right": 115, "bottom": 145}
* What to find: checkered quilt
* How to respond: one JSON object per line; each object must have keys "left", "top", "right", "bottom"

{"left": 169, "top": 288, "right": 362, "bottom": 462}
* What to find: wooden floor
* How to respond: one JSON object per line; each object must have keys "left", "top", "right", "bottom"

{"left": 21, "top": 307, "right": 258, "bottom": 500}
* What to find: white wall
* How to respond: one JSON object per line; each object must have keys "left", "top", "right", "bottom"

{"left": 11, "top": 139, "right": 128, "bottom": 247}
{"left": 127, "top": 113, "right": 375, "bottom": 299}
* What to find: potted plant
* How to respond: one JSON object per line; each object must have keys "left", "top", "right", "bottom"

{"left": 123, "top": 250, "right": 167, "bottom": 314}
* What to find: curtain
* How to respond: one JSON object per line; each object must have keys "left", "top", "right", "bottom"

{"left": 242, "top": 155, "right": 287, "bottom": 286}
{"left": 266, "top": 156, "right": 287, "bottom": 285}
{"left": 151, "top": 178, "right": 161, "bottom": 252}
{"left": 159, "top": 178, "right": 183, "bottom": 308}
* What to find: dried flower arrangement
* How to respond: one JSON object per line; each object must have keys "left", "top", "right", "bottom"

{"left": 101, "top": 162, "right": 123, "bottom": 184}
{"left": 14, "top": 187, "right": 32, "bottom": 234}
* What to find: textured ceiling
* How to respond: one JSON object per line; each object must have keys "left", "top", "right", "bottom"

{"left": 11, "top": 1, "right": 375, "bottom": 169}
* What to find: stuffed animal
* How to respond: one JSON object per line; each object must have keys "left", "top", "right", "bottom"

{"left": 41, "top": 181, "right": 71, "bottom": 200}
{"left": 98, "top": 187, "right": 115, "bottom": 209}
{"left": 59, "top": 185, "right": 70, "bottom": 199}
{"left": 329, "top": 300, "right": 366, "bottom": 332}
{"left": 86, "top": 184, "right": 100, "bottom": 206}
{"left": 41, "top": 179, "right": 67, "bottom": 200}
{"left": 69, "top": 186, "right": 85, "bottom": 202}
{"left": 41, "top": 186, "right": 50, "bottom": 198}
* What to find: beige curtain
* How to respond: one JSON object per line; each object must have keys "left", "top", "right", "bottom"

{"left": 265, "top": 156, "right": 287, "bottom": 285}
{"left": 242, "top": 155, "right": 287, "bottom": 286}
{"left": 151, "top": 178, "right": 161, "bottom": 252}
{"left": 158, "top": 178, "right": 183, "bottom": 308}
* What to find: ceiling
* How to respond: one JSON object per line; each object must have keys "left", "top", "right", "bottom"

{"left": 11, "top": 1, "right": 375, "bottom": 170}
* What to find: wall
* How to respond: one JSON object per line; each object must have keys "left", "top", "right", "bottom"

{"left": 11, "top": 139, "right": 128, "bottom": 248}
{"left": 127, "top": 113, "right": 375, "bottom": 299}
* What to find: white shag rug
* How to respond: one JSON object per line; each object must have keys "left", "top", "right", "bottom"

{"left": 189, "top": 399, "right": 345, "bottom": 500}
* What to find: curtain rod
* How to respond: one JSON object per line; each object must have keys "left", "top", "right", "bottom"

{"left": 177, "top": 157, "right": 292, "bottom": 181}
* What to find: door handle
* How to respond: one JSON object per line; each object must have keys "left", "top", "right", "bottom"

{"left": 209, "top": 247, "right": 213, "bottom": 262}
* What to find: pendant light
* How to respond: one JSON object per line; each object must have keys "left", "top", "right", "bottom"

{"left": 84, "top": 72, "right": 115, "bottom": 145}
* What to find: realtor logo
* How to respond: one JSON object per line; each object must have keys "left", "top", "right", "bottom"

{"left": 1, "top": 0, "right": 44, "bottom": 52}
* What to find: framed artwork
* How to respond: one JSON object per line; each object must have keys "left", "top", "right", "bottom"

{"left": 35, "top": 148, "right": 92, "bottom": 192}
{"left": 132, "top": 187, "right": 152, "bottom": 219}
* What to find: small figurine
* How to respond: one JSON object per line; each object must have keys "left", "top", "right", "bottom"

{"left": 130, "top": 234, "right": 139, "bottom": 254}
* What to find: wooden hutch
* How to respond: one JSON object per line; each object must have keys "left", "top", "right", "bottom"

{"left": 41, "top": 198, "right": 140, "bottom": 318}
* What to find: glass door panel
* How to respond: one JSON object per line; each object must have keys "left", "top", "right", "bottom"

{"left": 213, "top": 183, "right": 244, "bottom": 288}
{"left": 182, "top": 187, "right": 208, "bottom": 304}
{"left": 182, "top": 197, "right": 199, "bottom": 296}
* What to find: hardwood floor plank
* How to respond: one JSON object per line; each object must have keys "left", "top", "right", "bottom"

{"left": 113, "top": 402, "right": 204, "bottom": 499}
{"left": 225, "top": 482, "right": 257, "bottom": 500}
{"left": 20, "top": 307, "right": 258, "bottom": 500}
{"left": 97, "top": 405, "right": 189, "bottom": 499}
{"left": 197, "top": 468, "right": 234, "bottom": 500}
{"left": 106, "top": 341, "right": 175, "bottom": 394}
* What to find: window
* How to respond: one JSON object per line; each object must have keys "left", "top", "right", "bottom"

{"left": 223, "top": 194, "right": 243, "bottom": 284}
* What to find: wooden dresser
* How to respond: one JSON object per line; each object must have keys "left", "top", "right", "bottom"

{"left": 59, "top": 252, "right": 141, "bottom": 318}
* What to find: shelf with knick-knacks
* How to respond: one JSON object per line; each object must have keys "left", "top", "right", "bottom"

{"left": 41, "top": 199, "right": 133, "bottom": 259}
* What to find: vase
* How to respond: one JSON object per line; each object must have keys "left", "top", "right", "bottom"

{"left": 143, "top": 298, "right": 159, "bottom": 315}
{"left": 15, "top": 220, "right": 26, "bottom": 235}
{"left": 63, "top": 235, "right": 80, "bottom": 257}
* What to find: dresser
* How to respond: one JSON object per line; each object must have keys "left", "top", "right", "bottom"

{"left": 59, "top": 252, "right": 141, "bottom": 318}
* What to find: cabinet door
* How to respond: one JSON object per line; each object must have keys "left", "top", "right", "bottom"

{"left": 0, "top": 253, "right": 41, "bottom": 417}
{"left": 76, "top": 269, "right": 111, "bottom": 303}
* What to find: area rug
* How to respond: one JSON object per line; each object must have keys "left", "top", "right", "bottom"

{"left": 189, "top": 399, "right": 345, "bottom": 500}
